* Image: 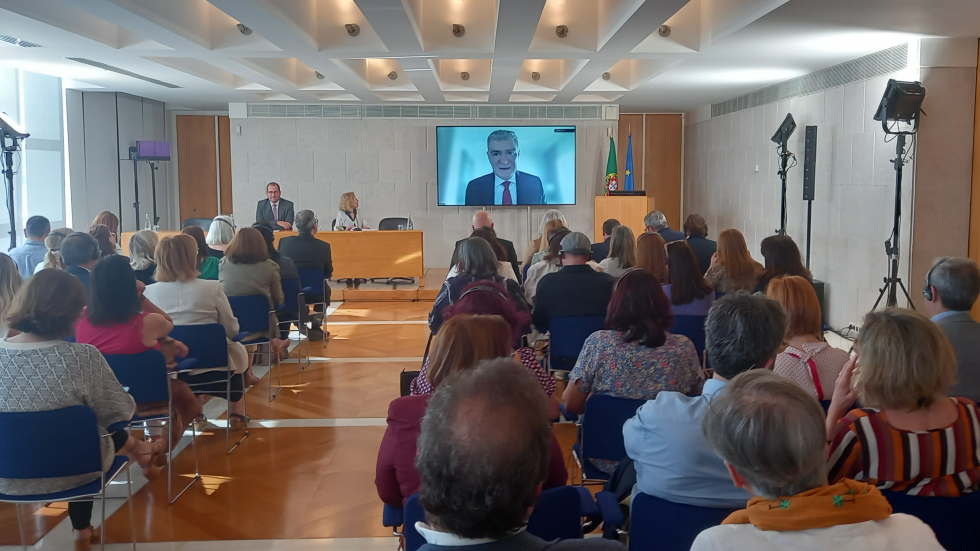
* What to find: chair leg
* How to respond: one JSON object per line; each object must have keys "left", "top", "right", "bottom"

{"left": 167, "top": 399, "right": 201, "bottom": 505}
{"left": 100, "top": 479, "right": 106, "bottom": 551}
{"left": 14, "top": 503, "right": 25, "bottom": 551}
{"left": 126, "top": 462, "right": 136, "bottom": 551}
{"left": 268, "top": 341, "right": 282, "bottom": 402}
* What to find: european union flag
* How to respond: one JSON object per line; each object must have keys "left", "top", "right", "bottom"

{"left": 624, "top": 133, "right": 634, "bottom": 191}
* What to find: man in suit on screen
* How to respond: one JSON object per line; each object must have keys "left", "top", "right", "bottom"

{"left": 464, "top": 130, "right": 545, "bottom": 206}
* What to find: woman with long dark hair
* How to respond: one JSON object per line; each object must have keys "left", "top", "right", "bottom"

{"left": 664, "top": 241, "right": 714, "bottom": 316}
{"left": 754, "top": 234, "right": 811, "bottom": 293}
{"left": 705, "top": 229, "right": 763, "bottom": 293}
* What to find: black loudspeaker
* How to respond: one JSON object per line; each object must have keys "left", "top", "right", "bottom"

{"left": 802, "top": 126, "right": 817, "bottom": 201}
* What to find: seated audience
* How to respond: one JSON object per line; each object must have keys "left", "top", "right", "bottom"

{"left": 128, "top": 230, "right": 159, "bottom": 286}
{"left": 446, "top": 227, "right": 518, "bottom": 282}
{"left": 0, "top": 270, "right": 157, "bottom": 550}
{"left": 592, "top": 218, "right": 620, "bottom": 263}
{"left": 74, "top": 255, "right": 199, "bottom": 455}
{"left": 623, "top": 291, "right": 786, "bottom": 508}
{"left": 635, "top": 231, "right": 668, "bottom": 284}
{"left": 35, "top": 228, "right": 71, "bottom": 273}
{"left": 922, "top": 257, "right": 980, "bottom": 403}
{"left": 61, "top": 232, "right": 102, "bottom": 293}
{"left": 88, "top": 224, "right": 116, "bottom": 258}
{"left": 429, "top": 237, "right": 528, "bottom": 335}
{"left": 767, "top": 275, "right": 847, "bottom": 400}
{"left": 705, "top": 229, "right": 763, "bottom": 293}
{"left": 9, "top": 215, "right": 50, "bottom": 278}
{"left": 691, "top": 370, "right": 943, "bottom": 551}
{"left": 376, "top": 316, "right": 567, "bottom": 507}
{"left": 598, "top": 225, "right": 635, "bottom": 278}
{"left": 827, "top": 308, "right": 980, "bottom": 495}
{"left": 529, "top": 218, "right": 568, "bottom": 267}
{"left": 205, "top": 215, "right": 235, "bottom": 259}
{"left": 532, "top": 232, "right": 614, "bottom": 332}
{"left": 645, "top": 210, "right": 685, "bottom": 243}
{"left": 525, "top": 227, "right": 602, "bottom": 304}
{"left": 91, "top": 211, "right": 121, "bottom": 254}
{"left": 181, "top": 225, "right": 219, "bottom": 280}
{"left": 413, "top": 358, "right": 623, "bottom": 550}
{"left": 664, "top": 241, "right": 715, "bottom": 316}
{"left": 0, "top": 253, "right": 23, "bottom": 337}
{"left": 523, "top": 209, "right": 567, "bottom": 267}
{"left": 684, "top": 214, "right": 716, "bottom": 274}
{"left": 142, "top": 235, "right": 250, "bottom": 430}
{"left": 278, "top": 210, "right": 332, "bottom": 341}
{"left": 449, "top": 211, "right": 521, "bottom": 281}
{"left": 754, "top": 234, "right": 811, "bottom": 293}
{"left": 255, "top": 224, "right": 299, "bottom": 356}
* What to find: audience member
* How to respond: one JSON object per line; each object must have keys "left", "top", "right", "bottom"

{"left": 754, "top": 235, "right": 811, "bottom": 293}
{"left": 74, "top": 255, "right": 199, "bottom": 456}
{"left": 61, "top": 232, "right": 101, "bottom": 293}
{"left": 525, "top": 227, "right": 580, "bottom": 303}
{"left": 90, "top": 211, "right": 122, "bottom": 255}
{"left": 413, "top": 358, "right": 624, "bottom": 550}
{"left": 181, "top": 225, "right": 219, "bottom": 280}
{"left": 684, "top": 214, "right": 716, "bottom": 274}
{"left": 446, "top": 227, "right": 518, "bottom": 282}
{"left": 128, "top": 230, "right": 159, "bottom": 286}
{"left": 0, "top": 269, "right": 157, "bottom": 550}
{"left": 767, "top": 276, "right": 846, "bottom": 400}
{"left": 0, "top": 253, "right": 23, "bottom": 338}
{"left": 922, "top": 257, "right": 980, "bottom": 403}
{"left": 35, "top": 228, "right": 71, "bottom": 273}
{"left": 592, "top": 218, "right": 620, "bottom": 263}
{"left": 205, "top": 215, "right": 235, "bottom": 259}
{"left": 88, "top": 224, "right": 116, "bottom": 258}
{"left": 529, "top": 218, "right": 568, "bottom": 267}
{"left": 278, "top": 210, "right": 333, "bottom": 341}
{"left": 623, "top": 291, "right": 786, "bottom": 508}
{"left": 8, "top": 215, "right": 50, "bottom": 278}
{"left": 142, "top": 235, "right": 250, "bottom": 430}
{"left": 691, "top": 370, "right": 943, "bottom": 551}
{"left": 705, "top": 229, "right": 763, "bottom": 293}
{"left": 253, "top": 224, "right": 298, "bottom": 280}
{"left": 635, "top": 231, "right": 668, "bottom": 284}
{"left": 430, "top": 237, "right": 528, "bottom": 335}
{"left": 449, "top": 211, "right": 521, "bottom": 280}
{"left": 377, "top": 316, "right": 567, "bottom": 507}
{"left": 564, "top": 269, "right": 702, "bottom": 475}
{"left": 598, "top": 225, "right": 635, "bottom": 278}
{"left": 664, "top": 241, "right": 715, "bottom": 316}
{"left": 523, "top": 209, "right": 567, "bottom": 267}
{"left": 644, "top": 210, "right": 685, "bottom": 243}
{"left": 532, "top": 232, "right": 614, "bottom": 333}
{"left": 827, "top": 308, "right": 980, "bottom": 495}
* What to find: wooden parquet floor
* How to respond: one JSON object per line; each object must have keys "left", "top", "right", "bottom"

{"left": 0, "top": 503, "right": 67, "bottom": 546}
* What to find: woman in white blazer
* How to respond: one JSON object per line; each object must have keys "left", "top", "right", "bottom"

{"left": 335, "top": 191, "right": 369, "bottom": 230}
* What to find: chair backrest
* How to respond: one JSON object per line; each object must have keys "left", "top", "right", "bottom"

{"left": 104, "top": 349, "right": 171, "bottom": 404}
{"left": 170, "top": 323, "right": 229, "bottom": 369}
{"left": 0, "top": 406, "right": 103, "bottom": 479}
{"left": 525, "top": 485, "right": 584, "bottom": 541}
{"left": 670, "top": 315, "right": 707, "bottom": 359}
{"left": 403, "top": 493, "right": 427, "bottom": 551}
{"left": 378, "top": 217, "right": 409, "bottom": 230}
{"left": 227, "top": 294, "right": 272, "bottom": 333}
{"left": 550, "top": 315, "right": 606, "bottom": 368}
{"left": 629, "top": 492, "right": 736, "bottom": 551}
{"left": 181, "top": 217, "right": 213, "bottom": 230}
{"left": 278, "top": 278, "right": 301, "bottom": 313}
{"left": 297, "top": 268, "right": 326, "bottom": 292}
{"left": 581, "top": 394, "right": 646, "bottom": 462}
{"left": 522, "top": 261, "right": 531, "bottom": 283}
{"left": 884, "top": 490, "right": 980, "bottom": 551}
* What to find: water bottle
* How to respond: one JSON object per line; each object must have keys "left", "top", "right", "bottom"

{"left": 407, "top": 213, "right": 413, "bottom": 230}
{"left": 144, "top": 214, "right": 151, "bottom": 231}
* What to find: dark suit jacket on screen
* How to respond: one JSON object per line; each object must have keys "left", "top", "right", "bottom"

{"left": 256, "top": 198, "right": 295, "bottom": 227}
{"left": 592, "top": 237, "right": 611, "bottom": 263}
{"left": 450, "top": 237, "right": 521, "bottom": 283}
{"left": 935, "top": 311, "right": 980, "bottom": 404}
{"left": 464, "top": 171, "right": 545, "bottom": 206}
{"left": 686, "top": 234, "right": 717, "bottom": 275}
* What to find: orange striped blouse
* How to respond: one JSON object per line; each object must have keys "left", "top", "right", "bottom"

{"left": 827, "top": 397, "right": 980, "bottom": 496}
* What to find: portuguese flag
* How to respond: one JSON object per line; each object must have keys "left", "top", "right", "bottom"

{"left": 604, "top": 136, "right": 618, "bottom": 194}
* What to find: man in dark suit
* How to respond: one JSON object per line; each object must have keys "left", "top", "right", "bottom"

{"left": 683, "top": 214, "right": 717, "bottom": 274}
{"left": 278, "top": 210, "right": 332, "bottom": 340}
{"left": 533, "top": 232, "right": 615, "bottom": 332}
{"left": 644, "top": 210, "right": 685, "bottom": 243}
{"left": 449, "top": 210, "right": 521, "bottom": 282}
{"left": 464, "top": 130, "right": 545, "bottom": 206}
{"left": 61, "top": 232, "right": 101, "bottom": 295}
{"left": 256, "top": 182, "right": 295, "bottom": 230}
{"left": 923, "top": 257, "right": 980, "bottom": 403}
{"left": 591, "top": 219, "right": 620, "bottom": 263}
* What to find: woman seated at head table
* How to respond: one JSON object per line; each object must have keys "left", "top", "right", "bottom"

{"left": 335, "top": 191, "right": 369, "bottom": 230}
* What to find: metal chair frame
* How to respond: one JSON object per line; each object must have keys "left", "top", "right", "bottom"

{"left": 228, "top": 294, "right": 282, "bottom": 401}
{"left": 278, "top": 277, "right": 310, "bottom": 372}
{"left": 571, "top": 394, "right": 647, "bottom": 486}
{"left": 297, "top": 268, "right": 330, "bottom": 349}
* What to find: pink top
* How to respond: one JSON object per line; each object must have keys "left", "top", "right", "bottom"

{"left": 75, "top": 310, "right": 160, "bottom": 355}
{"left": 774, "top": 341, "right": 849, "bottom": 400}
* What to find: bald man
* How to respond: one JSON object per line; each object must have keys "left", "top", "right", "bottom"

{"left": 449, "top": 210, "right": 521, "bottom": 283}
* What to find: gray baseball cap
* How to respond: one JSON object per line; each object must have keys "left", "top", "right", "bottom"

{"left": 560, "top": 232, "right": 592, "bottom": 256}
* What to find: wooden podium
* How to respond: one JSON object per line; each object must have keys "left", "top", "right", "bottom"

{"left": 594, "top": 195, "right": 657, "bottom": 241}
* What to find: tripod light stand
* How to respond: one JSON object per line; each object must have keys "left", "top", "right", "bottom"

{"left": 771, "top": 113, "right": 797, "bottom": 236}
{"left": 0, "top": 112, "right": 29, "bottom": 251}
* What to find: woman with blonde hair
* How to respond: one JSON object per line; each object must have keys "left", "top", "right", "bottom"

{"left": 523, "top": 209, "right": 567, "bottom": 267}
{"left": 704, "top": 228, "right": 763, "bottom": 293}
{"left": 599, "top": 225, "right": 636, "bottom": 278}
{"left": 205, "top": 215, "right": 235, "bottom": 259}
{"left": 528, "top": 218, "right": 567, "bottom": 267}
{"left": 34, "top": 228, "right": 71, "bottom": 273}
{"left": 635, "top": 231, "right": 669, "bottom": 284}
{"left": 827, "top": 308, "right": 980, "bottom": 496}
{"left": 767, "top": 275, "right": 847, "bottom": 400}
{"left": 0, "top": 253, "right": 23, "bottom": 338}
{"left": 335, "top": 191, "right": 368, "bottom": 230}
{"left": 129, "top": 230, "right": 159, "bottom": 285}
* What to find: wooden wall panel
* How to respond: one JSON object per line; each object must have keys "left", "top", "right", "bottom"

{"left": 617, "top": 114, "right": 644, "bottom": 189}
{"left": 176, "top": 116, "right": 218, "bottom": 222}
{"left": 643, "top": 114, "right": 683, "bottom": 230}
{"left": 218, "top": 116, "right": 233, "bottom": 215}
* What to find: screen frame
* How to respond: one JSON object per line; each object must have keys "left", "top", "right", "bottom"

{"left": 435, "top": 125, "right": 577, "bottom": 207}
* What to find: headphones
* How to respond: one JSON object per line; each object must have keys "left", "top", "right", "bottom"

{"left": 67, "top": 232, "right": 101, "bottom": 263}
{"left": 923, "top": 257, "right": 950, "bottom": 301}
{"left": 459, "top": 284, "right": 509, "bottom": 301}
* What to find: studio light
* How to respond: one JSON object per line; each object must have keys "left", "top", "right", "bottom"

{"left": 0, "top": 111, "right": 29, "bottom": 250}
{"left": 873, "top": 79, "right": 926, "bottom": 129}
{"left": 770, "top": 113, "right": 796, "bottom": 145}
{"left": 770, "top": 113, "right": 797, "bottom": 235}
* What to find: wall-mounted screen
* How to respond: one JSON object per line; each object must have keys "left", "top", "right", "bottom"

{"left": 436, "top": 125, "right": 576, "bottom": 206}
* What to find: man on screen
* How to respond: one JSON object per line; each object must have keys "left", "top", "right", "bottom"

{"left": 464, "top": 130, "right": 545, "bottom": 206}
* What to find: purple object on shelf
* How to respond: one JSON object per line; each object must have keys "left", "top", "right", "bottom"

{"left": 136, "top": 140, "right": 171, "bottom": 161}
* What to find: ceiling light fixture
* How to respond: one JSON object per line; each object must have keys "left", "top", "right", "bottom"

{"left": 315, "top": 71, "right": 325, "bottom": 80}
{"left": 531, "top": 72, "right": 541, "bottom": 81}
{"left": 658, "top": 25, "right": 671, "bottom": 37}
{"left": 345, "top": 24, "right": 360, "bottom": 37}
{"left": 460, "top": 71, "right": 470, "bottom": 81}
{"left": 556, "top": 25, "right": 568, "bottom": 38}
{"left": 452, "top": 24, "right": 465, "bottom": 37}
{"left": 236, "top": 23, "right": 252, "bottom": 36}
{"left": 602, "top": 72, "right": 611, "bottom": 81}
{"left": 387, "top": 71, "right": 398, "bottom": 80}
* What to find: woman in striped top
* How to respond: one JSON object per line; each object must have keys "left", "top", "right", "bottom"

{"left": 827, "top": 308, "right": 980, "bottom": 496}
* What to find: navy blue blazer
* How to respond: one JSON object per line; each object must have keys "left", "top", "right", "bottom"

{"left": 66, "top": 265, "right": 90, "bottom": 294}
{"left": 464, "top": 171, "right": 545, "bottom": 206}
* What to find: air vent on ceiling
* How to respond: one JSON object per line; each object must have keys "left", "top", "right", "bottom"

{"left": 0, "top": 34, "right": 43, "bottom": 48}
{"left": 65, "top": 58, "right": 181, "bottom": 89}
{"left": 247, "top": 104, "right": 601, "bottom": 120}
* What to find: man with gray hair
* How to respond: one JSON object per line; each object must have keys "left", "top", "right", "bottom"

{"left": 278, "top": 210, "right": 332, "bottom": 340}
{"left": 643, "top": 210, "right": 685, "bottom": 243}
{"left": 415, "top": 358, "right": 623, "bottom": 550}
{"left": 448, "top": 210, "right": 521, "bottom": 282}
{"left": 623, "top": 291, "right": 786, "bottom": 508}
{"left": 923, "top": 256, "right": 980, "bottom": 403}
{"left": 464, "top": 129, "right": 545, "bottom": 206}
{"left": 691, "top": 370, "right": 942, "bottom": 550}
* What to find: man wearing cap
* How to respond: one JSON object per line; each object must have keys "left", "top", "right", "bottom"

{"left": 532, "top": 231, "right": 615, "bottom": 332}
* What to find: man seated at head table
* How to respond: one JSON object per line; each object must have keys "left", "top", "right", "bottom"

{"left": 255, "top": 182, "right": 294, "bottom": 230}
